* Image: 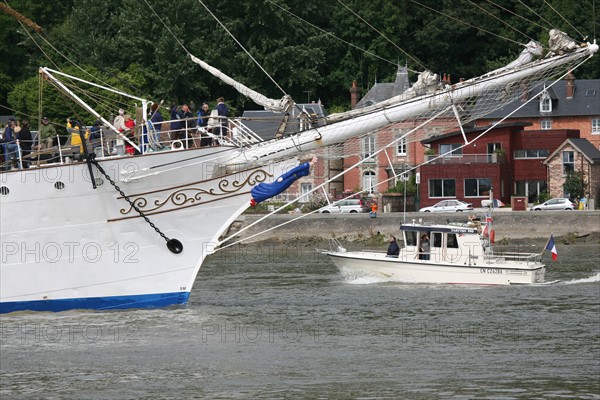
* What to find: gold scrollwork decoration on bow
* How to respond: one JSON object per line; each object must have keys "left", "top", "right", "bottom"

{"left": 120, "top": 169, "right": 272, "bottom": 215}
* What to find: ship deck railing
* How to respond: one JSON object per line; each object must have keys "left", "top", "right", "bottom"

{"left": 0, "top": 116, "right": 269, "bottom": 170}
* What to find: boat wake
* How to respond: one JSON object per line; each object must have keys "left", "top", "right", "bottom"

{"left": 561, "top": 272, "right": 600, "bottom": 285}
{"left": 345, "top": 276, "right": 391, "bottom": 285}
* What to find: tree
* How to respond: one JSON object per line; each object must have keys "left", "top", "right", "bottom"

{"left": 1, "top": 0, "right": 598, "bottom": 118}
{"left": 564, "top": 170, "right": 585, "bottom": 199}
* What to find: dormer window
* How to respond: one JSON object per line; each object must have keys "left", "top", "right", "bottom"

{"left": 539, "top": 91, "right": 552, "bottom": 113}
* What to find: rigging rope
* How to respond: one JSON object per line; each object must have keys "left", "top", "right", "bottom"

{"left": 196, "top": 0, "right": 288, "bottom": 97}
{"left": 542, "top": 0, "right": 586, "bottom": 40}
{"left": 216, "top": 106, "right": 451, "bottom": 249}
{"left": 484, "top": 0, "right": 550, "bottom": 32}
{"left": 216, "top": 50, "right": 595, "bottom": 250}
{"left": 140, "top": 0, "right": 190, "bottom": 54}
{"left": 515, "top": 0, "right": 554, "bottom": 31}
{"left": 336, "top": 0, "right": 428, "bottom": 72}
{"left": 409, "top": 0, "right": 525, "bottom": 47}
{"left": 464, "top": 0, "right": 535, "bottom": 43}
{"left": 265, "top": 0, "right": 401, "bottom": 70}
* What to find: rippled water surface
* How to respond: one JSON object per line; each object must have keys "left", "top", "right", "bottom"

{"left": 1, "top": 242, "right": 599, "bottom": 399}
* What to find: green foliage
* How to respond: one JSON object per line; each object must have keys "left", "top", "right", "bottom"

{"left": 1, "top": 0, "right": 598, "bottom": 118}
{"left": 386, "top": 174, "right": 417, "bottom": 195}
{"left": 564, "top": 170, "right": 586, "bottom": 199}
{"left": 538, "top": 191, "right": 550, "bottom": 203}
{"left": 302, "top": 193, "right": 329, "bottom": 212}
{"left": 7, "top": 64, "right": 148, "bottom": 128}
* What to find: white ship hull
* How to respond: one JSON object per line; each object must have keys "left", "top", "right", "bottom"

{"left": 0, "top": 147, "right": 282, "bottom": 312}
{"left": 1, "top": 38, "right": 593, "bottom": 312}
{"left": 328, "top": 250, "right": 546, "bottom": 285}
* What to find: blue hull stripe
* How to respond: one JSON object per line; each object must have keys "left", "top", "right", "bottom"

{"left": 0, "top": 291, "right": 190, "bottom": 314}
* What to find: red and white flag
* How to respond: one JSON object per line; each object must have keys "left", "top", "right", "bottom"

{"left": 545, "top": 234, "right": 558, "bottom": 261}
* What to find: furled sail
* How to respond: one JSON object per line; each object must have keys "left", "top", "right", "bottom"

{"left": 189, "top": 54, "right": 295, "bottom": 113}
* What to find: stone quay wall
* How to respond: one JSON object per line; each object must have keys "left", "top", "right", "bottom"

{"left": 234, "top": 210, "right": 600, "bottom": 243}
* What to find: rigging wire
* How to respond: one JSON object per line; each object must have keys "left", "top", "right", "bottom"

{"left": 336, "top": 0, "right": 428, "bottom": 72}
{"left": 195, "top": 0, "right": 288, "bottom": 97}
{"left": 515, "top": 0, "right": 555, "bottom": 30}
{"left": 463, "top": 0, "right": 535, "bottom": 42}
{"left": 409, "top": 0, "right": 526, "bottom": 47}
{"left": 5, "top": 0, "right": 158, "bottom": 120}
{"left": 140, "top": 0, "right": 190, "bottom": 54}
{"left": 264, "top": 0, "right": 402, "bottom": 70}
{"left": 484, "top": 0, "right": 550, "bottom": 32}
{"left": 542, "top": 0, "right": 586, "bottom": 39}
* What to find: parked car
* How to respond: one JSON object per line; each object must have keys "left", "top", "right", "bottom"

{"left": 419, "top": 199, "right": 473, "bottom": 212}
{"left": 530, "top": 198, "right": 576, "bottom": 211}
{"left": 319, "top": 199, "right": 367, "bottom": 213}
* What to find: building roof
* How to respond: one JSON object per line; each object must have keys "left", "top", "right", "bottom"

{"left": 355, "top": 66, "right": 411, "bottom": 108}
{"left": 481, "top": 79, "right": 600, "bottom": 119}
{"left": 420, "top": 122, "right": 532, "bottom": 145}
{"left": 240, "top": 102, "right": 328, "bottom": 141}
{"left": 544, "top": 138, "right": 600, "bottom": 165}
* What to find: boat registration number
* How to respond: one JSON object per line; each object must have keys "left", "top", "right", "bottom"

{"left": 480, "top": 268, "right": 503, "bottom": 274}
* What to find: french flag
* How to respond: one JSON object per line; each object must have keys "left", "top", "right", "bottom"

{"left": 546, "top": 234, "right": 558, "bottom": 261}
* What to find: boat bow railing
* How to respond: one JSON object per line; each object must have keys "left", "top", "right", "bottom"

{"left": 482, "top": 251, "right": 542, "bottom": 265}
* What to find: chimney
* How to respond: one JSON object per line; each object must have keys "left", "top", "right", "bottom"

{"left": 350, "top": 80, "right": 359, "bottom": 109}
{"left": 565, "top": 71, "right": 575, "bottom": 99}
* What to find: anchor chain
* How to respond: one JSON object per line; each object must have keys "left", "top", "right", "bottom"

{"left": 88, "top": 153, "right": 183, "bottom": 254}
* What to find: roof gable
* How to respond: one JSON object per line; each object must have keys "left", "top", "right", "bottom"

{"left": 544, "top": 138, "right": 600, "bottom": 164}
{"left": 482, "top": 79, "right": 600, "bottom": 118}
{"left": 355, "top": 66, "right": 411, "bottom": 109}
{"left": 240, "top": 102, "right": 328, "bottom": 141}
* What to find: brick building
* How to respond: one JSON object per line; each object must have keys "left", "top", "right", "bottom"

{"left": 419, "top": 123, "right": 581, "bottom": 208}
{"left": 544, "top": 138, "right": 600, "bottom": 207}
{"left": 478, "top": 73, "right": 599, "bottom": 147}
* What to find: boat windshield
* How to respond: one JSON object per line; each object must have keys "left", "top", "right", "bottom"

{"left": 405, "top": 231, "right": 417, "bottom": 246}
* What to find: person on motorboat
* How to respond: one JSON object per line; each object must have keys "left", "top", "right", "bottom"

{"left": 386, "top": 236, "right": 399, "bottom": 257}
{"left": 420, "top": 234, "right": 430, "bottom": 260}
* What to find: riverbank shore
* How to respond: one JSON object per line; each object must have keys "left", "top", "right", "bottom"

{"left": 231, "top": 210, "right": 600, "bottom": 244}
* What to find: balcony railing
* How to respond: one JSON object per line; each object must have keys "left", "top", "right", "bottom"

{"left": 425, "top": 153, "right": 505, "bottom": 164}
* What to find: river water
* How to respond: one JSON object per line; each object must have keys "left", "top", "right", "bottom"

{"left": 1, "top": 241, "right": 598, "bottom": 399}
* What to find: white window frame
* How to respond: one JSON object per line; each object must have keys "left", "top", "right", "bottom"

{"left": 299, "top": 183, "right": 312, "bottom": 203}
{"left": 362, "top": 135, "right": 375, "bottom": 160}
{"left": 592, "top": 118, "right": 600, "bottom": 135}
{"left": 540, "top": 92, "right": 552, "bottom": 113}
{"left": 396, "top": 136, "right": 407, "bottom": 156}
{"left": 562, "top": 151, "right": 574, "bottom": 176}
{"left": 363, "top": 171, "right": 376, "bottom": 194}
{"left": 540, "top": 119, "right": 552, "bottom": 130}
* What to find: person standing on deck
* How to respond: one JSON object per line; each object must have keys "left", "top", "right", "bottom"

{"left": 178, "top": 104, "right": 193, "bottom": 147}
{"left": 38, "top": 116, "right": 57, "bottom": 149}
{"left": 1, "top": 118, "right": 17, "bottom": 170}
{"left": 386, "top": 236, "right": 400, "bottom": 257}
{"left": 196, "top": 102, "right": 210, "bottom": 147}
{"left": 215, "top": 97, "right": 228, "bottom": 139}
{"left": 420, "top": 234, "right": 430, "bottom": 260}
{"left": 149, "top": 103, "right": 163, "bottom": 146}
{"left": 16, "top": 119, "right": 32, "bottom": 168}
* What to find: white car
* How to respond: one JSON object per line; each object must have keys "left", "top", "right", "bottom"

{"left": 419, "top": 199, "right": 473, "bottom": 213}
{"left": 319, "top": 199, "right": 366, "bottom": 213}
{"left": 531, "top": 198, "right": 576, "bottom": 211}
